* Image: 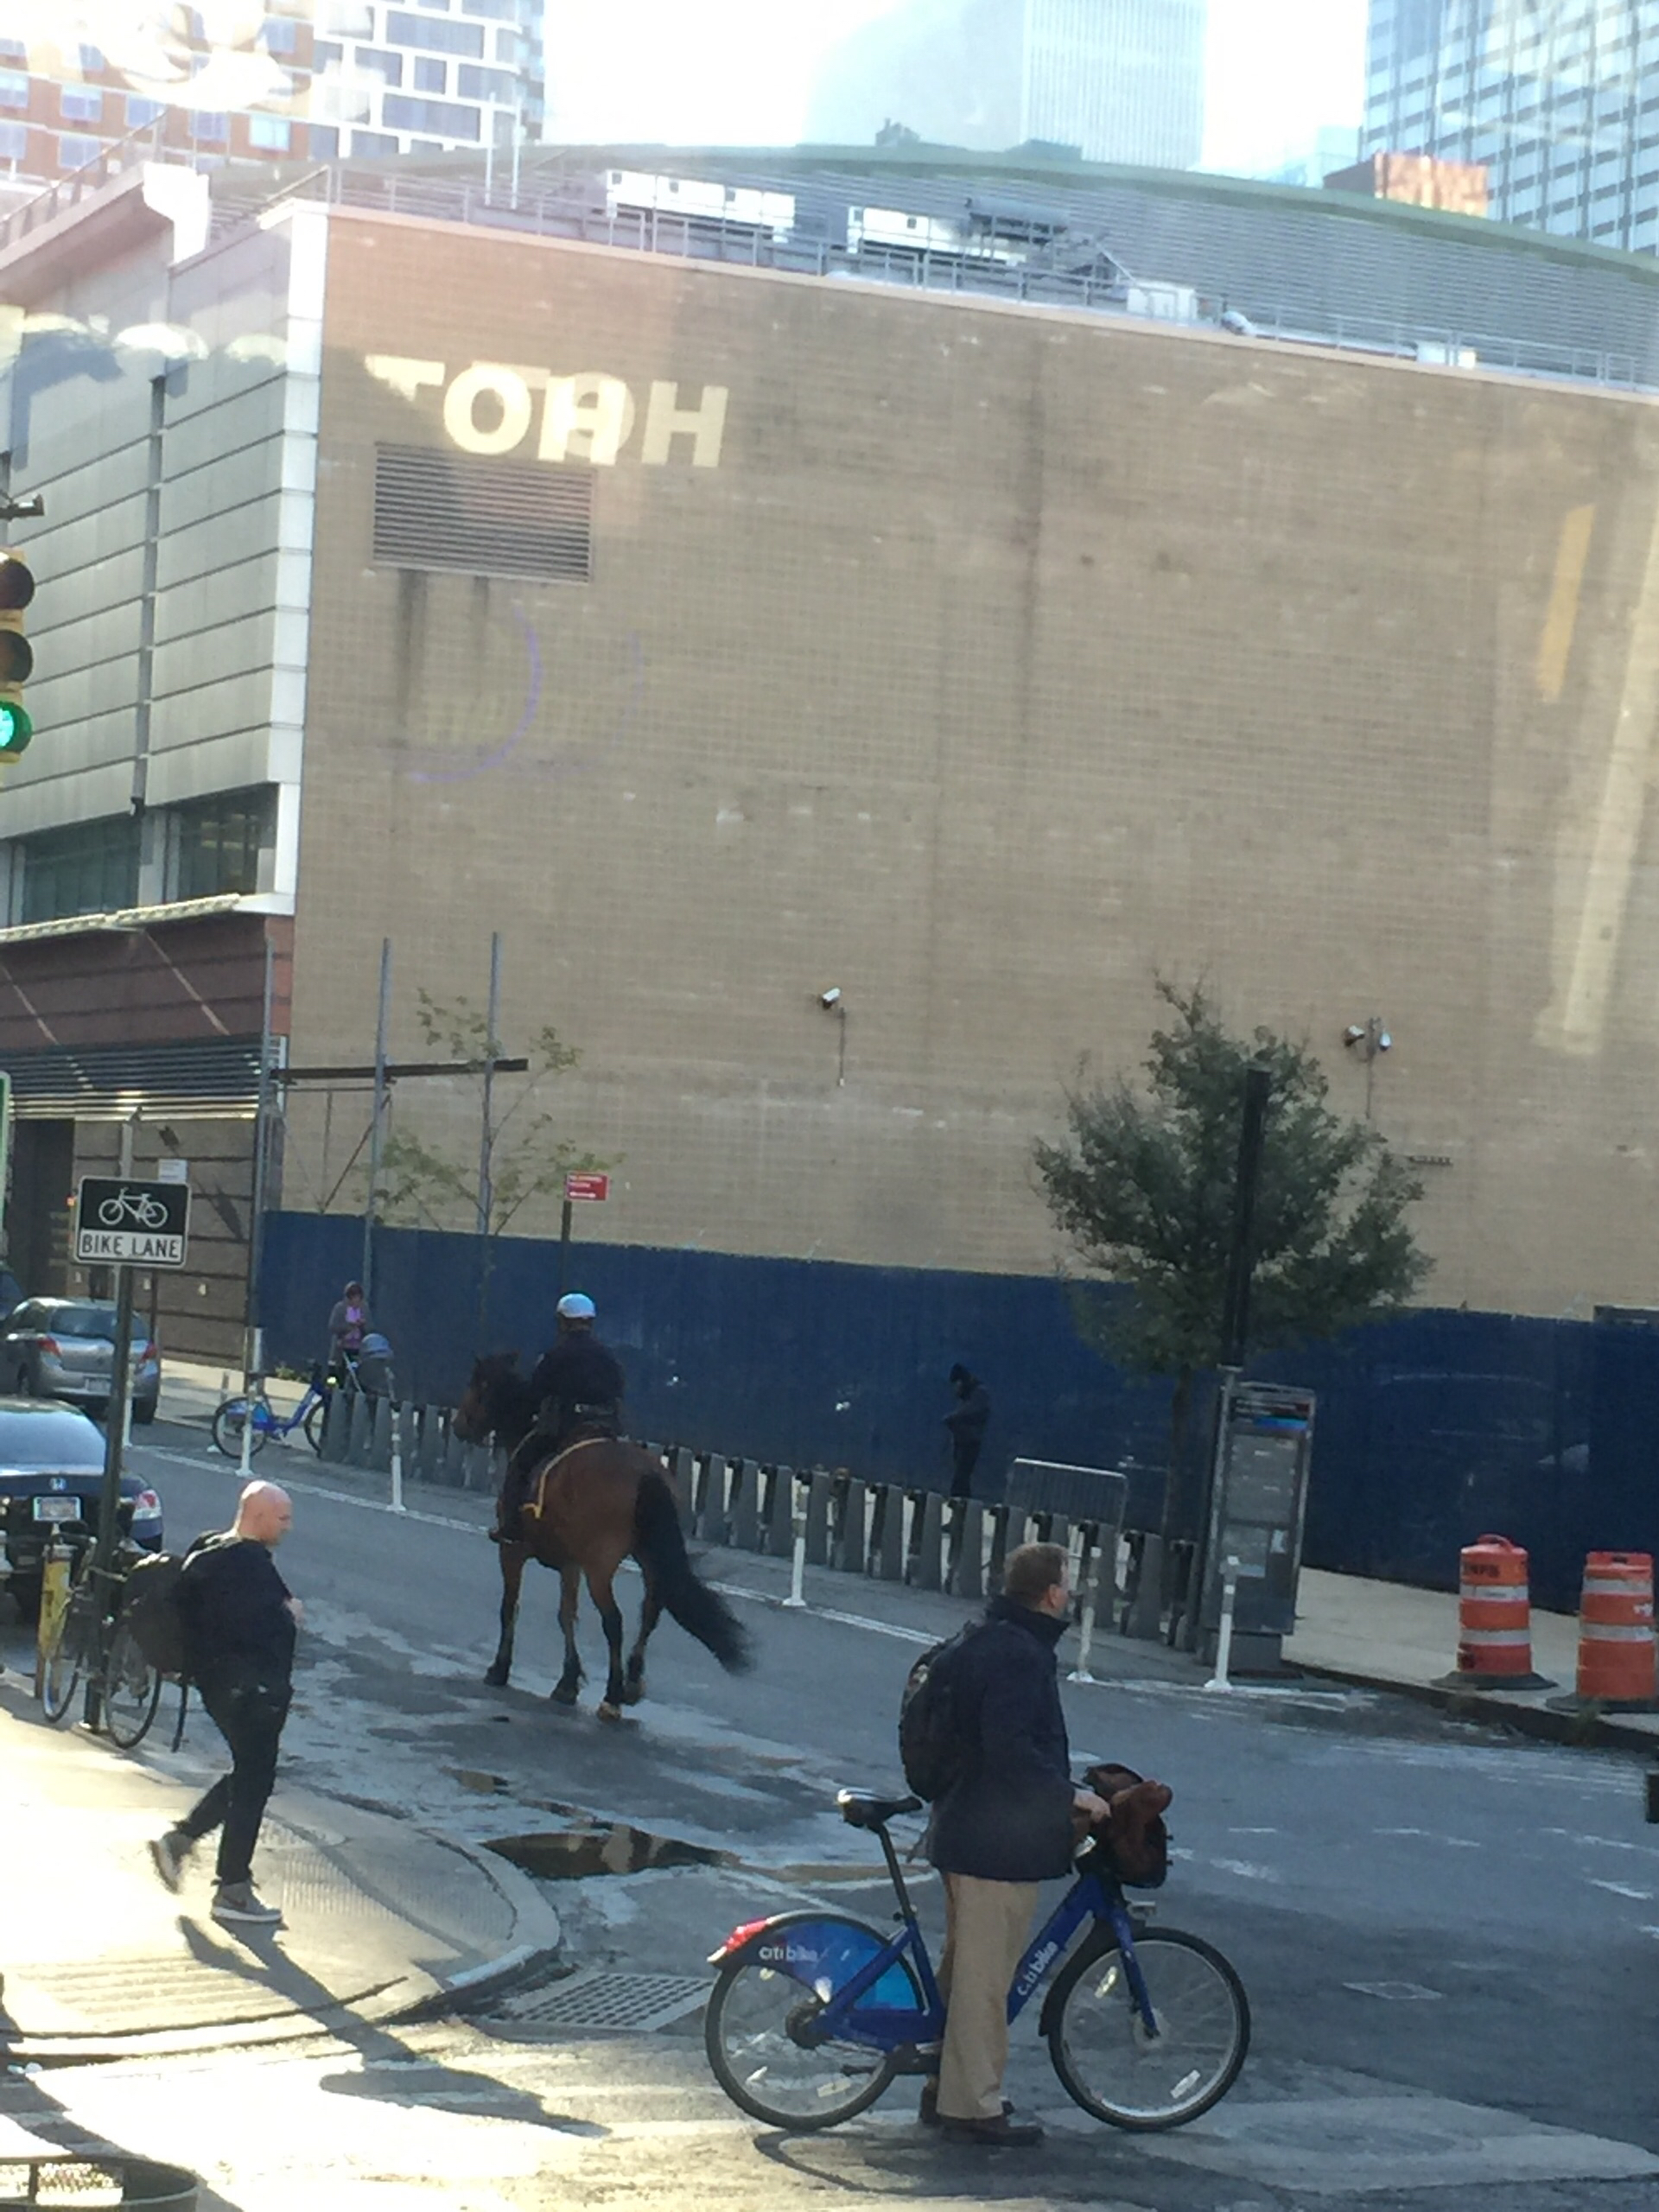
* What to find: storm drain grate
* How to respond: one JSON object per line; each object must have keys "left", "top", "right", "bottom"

{"left": 486, "top": 1969, "right": 710, "bottom": 2034}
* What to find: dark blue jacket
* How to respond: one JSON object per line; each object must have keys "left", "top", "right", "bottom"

{"left": 926, "top": 1594, "right": 1076, "bottom": 1884}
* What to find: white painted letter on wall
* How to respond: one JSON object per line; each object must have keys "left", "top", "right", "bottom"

{"left": 442, "top": 364, "right": 534, "bottom": 455}
{"left": 641, "top": 381, "right": 728, "bottom": 467}
{"left": 540, "top": 373, "right": 636, "bottom": 465}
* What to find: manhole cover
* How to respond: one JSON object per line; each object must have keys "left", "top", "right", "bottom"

{"left": 484, "top": 1970, "right": 709, "bottom": 2034}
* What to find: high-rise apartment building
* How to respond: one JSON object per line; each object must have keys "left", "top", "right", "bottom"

{"left": 806, "top": 0, "right": 1207, "bottom": 169}
{"left": 1363, "top": 0, "right": 1659, "bottom": 252}
{"left": 309, "top": 0, "right": 543, "bottom": 162}
{"left": 0, "top": 0, "right": 543, "bottom": 198}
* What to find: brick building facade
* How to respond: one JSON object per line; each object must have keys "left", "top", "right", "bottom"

{"left": 4, "top": 160, "right": 1659, "bottom": 1350}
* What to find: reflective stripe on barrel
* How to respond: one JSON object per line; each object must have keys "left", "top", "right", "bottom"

{"left": 1577, "top": 1552, "right": 1656, "bottom": 1703}
{"left": 1455, "top": 1534, "right": 1536, "bottom": 1678}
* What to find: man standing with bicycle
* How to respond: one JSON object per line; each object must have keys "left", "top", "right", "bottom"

{"left": 925, "top": 1541, "right": 1109, "bottom": 2147}
{"left": 148, "top": 1480, "right": 301, "bottom": 1929}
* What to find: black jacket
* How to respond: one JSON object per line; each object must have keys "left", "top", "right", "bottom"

{"left": 926, "top": 1594, "right": 1076, "bottom": 1884}
{"left": 528, "top": 1333, "right": 626, "bottom": 1421}
{"left": 176, "top": 1534, "right": 296, "bottom": 1691}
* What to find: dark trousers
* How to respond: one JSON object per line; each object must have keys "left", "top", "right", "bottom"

{"left": 177, "top": 1676, "right": 290, "bottom": 1886}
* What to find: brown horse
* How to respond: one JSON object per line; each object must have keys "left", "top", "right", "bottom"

{"left": 453, "top": 1351, "right": 752, "bottom": 1718}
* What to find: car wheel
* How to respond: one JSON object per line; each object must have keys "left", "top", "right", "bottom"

{"left": 132, "top": 1398, "right": 157, "bottom": 1427}
{"left": 9, "top": 1575, "right": 41, "bottom": 1625}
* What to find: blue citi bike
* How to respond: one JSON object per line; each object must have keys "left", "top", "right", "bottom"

{"left": 210, "top": 1361, "right": 347, "bottom": 1458}
{"left": 704, "top": 1787, "right": 1249, "bottom": 2133}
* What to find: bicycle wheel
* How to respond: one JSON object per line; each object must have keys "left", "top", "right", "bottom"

{"left": 705, "top": 1918, "right": 918, "bottom": 2129}
{"left": 1046, "top": 1926, "right": 1249, "bottom": 2131}
{"left": 212, "top": 1396, "right": 269, "bottom": 1458}
{"left": 102, "top": 1618, "right": 162, "bottom": 1749}
{"left": 40, "top": 1587, "right": 96, "bottom": 1723}
{"left": 303, "top": 1395, "right": 328, "bottom": 1453}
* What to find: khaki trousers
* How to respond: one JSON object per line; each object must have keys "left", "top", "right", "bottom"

{"left": 936, "top": 1872, "right": 1041, "bottom": 2122}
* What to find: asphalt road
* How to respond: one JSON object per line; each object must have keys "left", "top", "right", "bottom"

{"left": 8, "top": 1417, "right": 1659, "bottom": 2209}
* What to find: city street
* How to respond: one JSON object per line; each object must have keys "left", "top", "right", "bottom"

{"left": 6, "top": 1418, "right": 1659, "bottom": 2209}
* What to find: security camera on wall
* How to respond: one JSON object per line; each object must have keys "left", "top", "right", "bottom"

{"left": 819, "top": 987, "right": 843, "bottom": 1009}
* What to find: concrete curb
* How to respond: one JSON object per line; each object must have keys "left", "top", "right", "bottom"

{"left": 1292, "top": 1657, "right": 1659, "bottom": 1756}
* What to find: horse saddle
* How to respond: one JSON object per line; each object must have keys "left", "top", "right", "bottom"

{"left": 525, "top": 1431, "right": 615, "bottom": 1520}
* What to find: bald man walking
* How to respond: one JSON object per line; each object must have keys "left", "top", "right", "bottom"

{"left": 149, "top": 1481, "right": 302, "bottom": 1929}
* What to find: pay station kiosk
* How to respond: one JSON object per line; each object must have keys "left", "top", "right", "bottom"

{"left": 1198, "top": 1381, "right": 1316, "bottom": 1675}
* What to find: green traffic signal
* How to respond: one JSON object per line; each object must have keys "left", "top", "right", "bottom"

{"left": 0, "top": 700, "right": 33, "bottom": 757}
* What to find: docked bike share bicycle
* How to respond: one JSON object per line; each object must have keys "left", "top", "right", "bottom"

{"left": 705, "top": 1786, "right": 1249, "bottom": 2132}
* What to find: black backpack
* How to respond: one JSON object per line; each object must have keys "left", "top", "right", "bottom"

{"left": 121, "top": 1551, "right": 189, "bottom": 1680}
{"left": 899, "top": 1624, "right": 982, "bottom": 1801}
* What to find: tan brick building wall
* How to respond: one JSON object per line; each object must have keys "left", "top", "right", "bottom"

{"left": 283, "top": 208, "right": 1659, "bottom": 1316}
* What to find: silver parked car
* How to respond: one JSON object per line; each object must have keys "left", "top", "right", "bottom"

{"left": 0, "top": 1299, "right": 162, "bottom": 1423}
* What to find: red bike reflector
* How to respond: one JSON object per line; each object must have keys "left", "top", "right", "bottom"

{"left": 709, "top": 1916, "right": 772, "bottom": 1962}
{"left": 136, "top": 1490, "right": 160, "bottom": 1510}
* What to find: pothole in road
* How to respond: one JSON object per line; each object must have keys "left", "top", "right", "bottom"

{"left": 485, "top": 1823, "right": 739, "bottom": 1879}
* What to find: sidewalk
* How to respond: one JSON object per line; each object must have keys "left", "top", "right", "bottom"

{"left": 0, "top": 1681, "right": 561, "bottom": 2061}
{"left": 1286, "top": 1567, "right": 1659, "bottom": 1754}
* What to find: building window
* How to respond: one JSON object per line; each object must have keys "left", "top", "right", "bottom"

{"left": 380, "top": 92, "right": 479, "bottom": 134}
{"left": 0, "top": 120, "right": 24, "bottom": 160}
{"left": 412, "top": 54, "right": 446, "bottom": 91}
{"left": 57, "top": 134, "right": 102, "bottom": 168}
{"left": 19, "top": 817, "right": 141, "bottom": 925}
{"left": 308, "top": 123, "right": 340, "bottom": 156}
{"left": 263, "top": 15, "right": 298, "bottom": 51}
{"left": 60, "top": 85, "right": 102, "bottom": 124}
{"left": 0, "top": 73, "right": 29, "bottom": 109}
{"left": 79, "top": 42, "right": 105, "bottom": 71}
{"left": 126, "top": 94, "right": 165, "bottom": 128}
{"left": 0, "top": 36, "right": 22, "bottom": 60}
{"left": 170, "top": 790, "right": 271, "bottom": 902}
{"left": 357, "top": 46, "right": 404, "bottom": 82}
{"left": 457, "top": 62, "right": 515, "bottom": 100}
{"left": 350, "top": 127, "right": 398, "bottom": 154}
{"left": 313, "top": 39, "right": 343, "bottom": 67}
{"left": 385, "top": 10, "right": 485, "bottom": 55}
{"left": 190, "top": 110, "right": 229, "bottom": 141}
{"left": 493, "top": 26, "right": 519, "bottom": 60}
{"left": 248, "top": 111, "right": 291, "bottom": 150}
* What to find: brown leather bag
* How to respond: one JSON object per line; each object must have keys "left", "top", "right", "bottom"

{"left": 1080, "top": 1762, "right": 1173, "bottom": 1888}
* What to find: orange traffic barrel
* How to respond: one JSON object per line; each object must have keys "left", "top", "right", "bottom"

{"left": 1576, "top": 1552, "right": 1657, "bottom": 1707}
{"left": 1455, "top": 1535, "right": 1546, "bottom": 1683}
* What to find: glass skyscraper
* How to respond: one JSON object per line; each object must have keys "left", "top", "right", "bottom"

{"left": 1363, "top": 1, "right": 1659, "bottom": 252}
{"left": 807, "top": 0, "right": 1207, "bottom": 169}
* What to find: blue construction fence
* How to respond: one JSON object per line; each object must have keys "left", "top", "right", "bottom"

{"left": 259, "top": 1210, "right": 1659, "bottom": 1613}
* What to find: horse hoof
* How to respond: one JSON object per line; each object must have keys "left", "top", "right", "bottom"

{"left": 550, "top": 1682, "right": 580, "bottom": 1707}
{"left": 483, "top": 1666, "right": 509, "bottom": 1688}
{"left": 621, "top": 1680, "right": 645, "bottom": 1707}
{"left": 597, "top": 1700, "right": 624, "bottom": 1724}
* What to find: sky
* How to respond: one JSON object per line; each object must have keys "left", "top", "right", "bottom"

{"left": 544, "top": 0, "right": 1372, "bottom": 180}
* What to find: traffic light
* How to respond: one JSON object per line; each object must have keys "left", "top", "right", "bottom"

{"left": 0, "top": 548, "right": 35, "bottom": 760}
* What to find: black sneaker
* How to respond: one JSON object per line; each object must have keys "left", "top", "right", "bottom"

{"left": 211, "top": 1882, "right": 283, "bottom": 1928}
{"left": 148, "top": 1831, "right": 192, "bottom": 1894}
{"left": 938, "top": 2110, "right": 1043, "bottom": 2147}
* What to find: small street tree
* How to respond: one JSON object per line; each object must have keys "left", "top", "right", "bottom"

{"left": 378, "top": 989, "right": 609, "bottom": 1240}
{"left": 1033, "top": 982, "right": 1430, "bottom": 1533}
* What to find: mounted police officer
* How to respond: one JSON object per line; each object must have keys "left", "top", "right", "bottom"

{"left": 490, "top": 1293, "right": 626, "bottom": 1542}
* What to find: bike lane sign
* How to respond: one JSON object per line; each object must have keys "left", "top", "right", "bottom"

{"left": 73, "top": 1176, "right": 191, "bottom": 1267}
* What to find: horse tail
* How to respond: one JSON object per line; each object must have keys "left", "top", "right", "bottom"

{"left": 632, "top": 1471, "right": 753, "bottom": 1675}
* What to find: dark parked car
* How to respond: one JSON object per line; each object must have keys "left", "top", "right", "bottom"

{"left": 0, "top": 1299, "right": 161, "bottom": 1422}
{"left": 0, "top": 1400, "right": 164, "bottom": 1619}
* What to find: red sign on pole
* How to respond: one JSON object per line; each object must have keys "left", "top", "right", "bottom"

{"left": 564, "top": 1172, "right": 610, "bottom": 1203}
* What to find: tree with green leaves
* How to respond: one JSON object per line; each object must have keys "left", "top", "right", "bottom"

{"left": 378, "top": 988, "right": 609, "bottom": 1241}
{"left": 1033, "top": 982, "right": 1430, "bottom": 1531}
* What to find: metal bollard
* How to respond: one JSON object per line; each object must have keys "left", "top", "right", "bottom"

{"left": 34, "top": 1539, "right": 72, "bottom": 1700}
{"left": 783, "top": 1474, "right": 808, "bottom": 1610}
{"left": 1205, "top": 1556, "right": 1242, "bottom": 1692}
{"left": 1068, "top": 1553, "right": 1102, "bottom": 1685}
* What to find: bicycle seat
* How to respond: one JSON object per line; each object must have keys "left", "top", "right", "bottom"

{"left": 836, "top": 1789, "right": 922, "bottom": 1830}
